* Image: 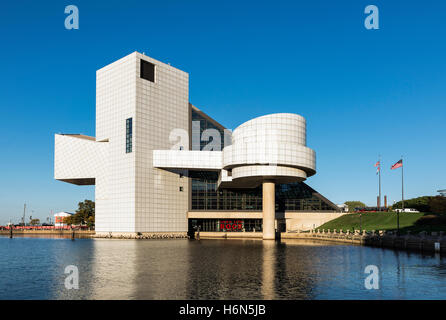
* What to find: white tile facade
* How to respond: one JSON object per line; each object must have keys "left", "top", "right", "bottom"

{"left": 54, "top": 135, "right": 108, "bottom": 182}
{"left": 153, "top": 150, "right": 222, "bottom": 170}
{"left": 133, "top": 52, "right": 189, "bottom": 233}
{"left": 56, "top": 52, "right": 190, "bottom": 234}
{"left": 223, "top": 113, "right": 316, "bottom": 175}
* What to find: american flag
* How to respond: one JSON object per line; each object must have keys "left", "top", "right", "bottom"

{"left": 375, "top": 161, "right": 380, "bottom": 174}
{"left": 391, "top": 159, "right": 403, "bottom": 170}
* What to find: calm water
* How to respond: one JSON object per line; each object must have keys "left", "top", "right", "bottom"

{"left": 1, "top": 236, "right": 446, "bottom": 300}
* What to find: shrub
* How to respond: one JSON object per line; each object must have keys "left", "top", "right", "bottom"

{"left": 429, "top": 196, "right": 446, "bottom": 214}
{"left": 415, "top": 214, "right": 446, "bottom": 226}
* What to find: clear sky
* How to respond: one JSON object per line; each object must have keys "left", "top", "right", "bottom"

{"left": 0, "top": 0, "right": 445, "bottom": 224}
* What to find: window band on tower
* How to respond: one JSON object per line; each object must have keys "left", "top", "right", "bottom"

{"left": 126, "top": 118, "right": 132, "bottom": 153}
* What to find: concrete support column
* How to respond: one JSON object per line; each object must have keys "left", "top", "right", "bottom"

{"left": 262, "top": 180, "right": 275, "bottom": 240}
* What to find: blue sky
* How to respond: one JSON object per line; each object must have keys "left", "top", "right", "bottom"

{"left": 0, "top": 0, "right": 445, "bottom": 224}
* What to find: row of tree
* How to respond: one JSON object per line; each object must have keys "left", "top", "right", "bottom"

{"left": 344, "top": 201, "right": 366, "bottom": 212}
{"left": 64, "top": 200, "right": 95, "bottom": 228}
{"left": 344, "top": 196, "right": 446, "bottom": 214}
{"left": 392, "top": 196, "right": 446, "bottom": 214}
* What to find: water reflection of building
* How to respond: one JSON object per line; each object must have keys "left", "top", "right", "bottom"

{"left": 49, "top": 239, "right": 96, "bottom": 299}
{"left": 42, "top": 237, "right": 446, "bottom": 300}
{"left": 55, "top": 52, "right": 343, "bottom": 241}
{"left": 89, "top": 240, "right": 138, "bottom": 299}
{"left": 184, "top": 240, "right": 264, "bottom": 299}
{"left": 274, "top": 239, "right": 322, "bottom": 299}
{"left": 262, "top": 240, "right": 276, "bottom": 299}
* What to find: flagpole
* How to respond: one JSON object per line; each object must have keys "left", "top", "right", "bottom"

{"left": 397, "top": 156, "right": 404, "bottom": 236}
{"left": 401, "top": 156, "right": 404, "bottom": 210}
{"left": 378, "top": 155, "right": 381, "bottom": 211}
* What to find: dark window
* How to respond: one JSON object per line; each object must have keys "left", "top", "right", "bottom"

{"left": 276, "top": 183, "right": 339, "bottom": 212}
{"left": 140, "top": 60, "right": 155, "bottom": 82}
{"left": 126, "top": 118, "right": 132, "bottom": 153}
{"left": 190, "top": 171, "right": 339, "bottom": 212}
{"left": 179, "top": 187, "right": 184, "bottom": 192}
{"left": 191, "top": 109, "right": 225, "bottom": 151}
{"left": 190, "top": 171, "right": 262, "bottom": 211}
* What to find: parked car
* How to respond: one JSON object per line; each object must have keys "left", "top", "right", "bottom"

{"left": 395, "top": 208, "right": 420, "bottom": 213}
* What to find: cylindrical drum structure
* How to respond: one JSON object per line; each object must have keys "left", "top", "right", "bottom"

{"left": 222, "top": 113, "right": 317, "bottom": 240}
{"left": 223, "top": 113, "right": 316, "bottom": 184}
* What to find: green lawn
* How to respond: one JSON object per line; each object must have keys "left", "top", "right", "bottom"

{"left": 318, "top": 212, "right": 441, "bottom": 234}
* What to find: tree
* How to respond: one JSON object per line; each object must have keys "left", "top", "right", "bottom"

{"left": 429, "top": 196, "right": 446, "bottom": 214}
{"left": 64, "top": 215, "right": 75, "bottom": 226}
{"left": 344, "top": 201, "right": 366, "bottom": 212}
{"left": 392, "top": 196, "right": 431, "bottom": 212}
{"left": 391, "top": 196, "right": 446, "bottom": 213}
{"left": 30, "top": 219, "right": 40, "bottom": 226}
{"left": 74, "top": 200, "right": 95, "bottom": 228}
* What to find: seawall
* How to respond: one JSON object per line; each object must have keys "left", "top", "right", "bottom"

{"left": 0, "top": 230, "right": 94, "bottom": 235}
{"left": 4, "top": 229, "right": 445, "bottom": 254}
{"left": 196, "top": 229, "right": 446, "bottom": 254}
{"left": 284, "top": 229, "right": 446, "bottom": 254}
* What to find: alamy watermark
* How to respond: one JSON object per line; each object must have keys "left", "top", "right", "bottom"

{"left": 169, "top": 122, "right": 232, "bottom": 152}
{"left": 64, "top": 265, "right": 79, "bottom": 290}
{"left": 364, "top": 265, "right": 379, "bottom": 290}
{"left": 64, "top": 5, "right": 79, "bottom": 30}
{"left": 364, "top": 5, "right": 379, "bottom": 30}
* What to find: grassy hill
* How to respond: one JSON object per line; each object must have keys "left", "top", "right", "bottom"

{"left": 318, "top": 212, "right": 446, "bottom": 234}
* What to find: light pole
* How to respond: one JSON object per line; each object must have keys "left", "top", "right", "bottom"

{"left": 393, "top": 200, "right": 400, "bottom": 236}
